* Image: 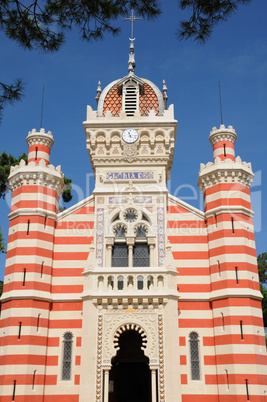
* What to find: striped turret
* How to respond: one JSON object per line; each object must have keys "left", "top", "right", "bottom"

{"left": 0, "top": 129, "right": 64, "bottom": 402}
{"left": 198, "top": 125, "right": 267, "bottom": 401}
{"left": 210, "top": 124, "right": 236, "bottom": 162}
{"left": 26, "top": 128, "right": 54, "bottom": 166}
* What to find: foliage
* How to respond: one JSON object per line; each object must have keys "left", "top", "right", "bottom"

{"left": 0, "top": 280, "right": 3, "bottom": 311}
{"left": 177, "top": 0, "right": 252, "bottom": 43}
{"left": 257, "top": 253, "right": 267, "bottom": 328}
{"left": 0, "top": 80, "right": 24, "bottom": 124}
{"left": 62, "top": 176, "right": 73, "bottom": 203}
{"left": 257, "top": 252, "right": 267, "bottom": 285}
{"left": 0, "top": 0, "right": 160, "bottom": 122}
{"left": 0, "top": 150, "right": 73, "bottom": 202}
{"left": 0, "top": 151, "right": 28, "bottom": 199}
{"left": 260, "top": 284, "right": 267, "bottom": 328}
{"left": 0, "top": 226, "right": 5, "bottom": 254}
{"left": 0, "top": 0, "right": 255, "bottom": 119}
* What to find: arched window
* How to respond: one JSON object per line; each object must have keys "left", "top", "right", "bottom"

{"left": 189, "top": 332, "right": 200, "bottom": 380}
{"left": 137, "top": 276, "right": 144, "bottom": 290}
{"left": 62, "top": 332, "right": 73, "bottom": 380}
{"left": 118, "top": 276, "right": 124, "bottom": 290}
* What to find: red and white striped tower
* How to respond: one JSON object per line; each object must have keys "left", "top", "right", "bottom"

{"left": 27, "top": 128, "right": 54, "bottom": 166}
{"left": 198, "top": 124, "right": 267, "bottom": 401}
{"left": 0, "top": 128, "right": 64, "bottom": 402}
{"left": 210, "top": 124, "right": 236, "bottom": 162}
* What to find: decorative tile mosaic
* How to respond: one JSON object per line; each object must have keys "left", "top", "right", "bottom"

{"left": 96, "top": 209, "right": 104, "bottom": 267}
{"left": 141, "top": 145, "right": 149, "bottom": 154}
{"left": 112, "top": 146, "right": 120, "bottom": 155}
{"left": 106, "top": 172, "right": 154, "bottom": 180}
{"left": 134, "top": 196, "right": 152, "bottom": 203}
{"left": 109, "top": 196, "right": 128, "bottom": 204}
{"left": 157, "top": 207, "right": 165, "bottom": 266}
{"left": 156, "top": 145, "right": 164, "bottom": 154}
{"left": 97, "top": 197, "right": 104, "bottom": 204}
{"left": 97, "top": 146, "right": 104, "bottom": 155}
{"left": 96, "top": 315, "right": 103, "bottom": 402}
{"left": 158, "top": 314, "right": 165, "bottom": 402}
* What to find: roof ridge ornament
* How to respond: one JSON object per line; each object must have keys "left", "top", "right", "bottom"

{"left": 124, "top": 9, "right": 141, "bottom": 75}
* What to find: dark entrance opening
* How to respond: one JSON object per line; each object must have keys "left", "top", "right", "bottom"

{"left": 109, "top": 330, "right": 151, "bottom": 402}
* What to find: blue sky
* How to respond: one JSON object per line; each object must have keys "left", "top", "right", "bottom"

{"left": 1, "top": 0, "right": 267, "bottom": 279}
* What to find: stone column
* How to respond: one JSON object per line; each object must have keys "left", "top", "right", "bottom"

{"left": 103, "top": 368, "right": 110, "bottom": 402}
{"left": 128, "top": 245, "right": 133, "bottom": 267}
{"left": 150, "top": 366, "right": 158, "bottom": 402}
{"left": 106, "top": 238, "right": 114, "bottom": 266}
{"left": 147, "top": 237, "right": 156, "bottom": 267}
{"left": 126, "top": 237, "right": 135, "bottom": 267}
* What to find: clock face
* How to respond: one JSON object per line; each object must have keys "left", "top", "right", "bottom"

{"left": 122, "top": 129, "right": 139, "bottom": 144}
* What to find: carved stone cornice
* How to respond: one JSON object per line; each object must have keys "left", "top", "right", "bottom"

{"left": 26, "top": 128, "right": 54, "bottom": 148}
{"left": 209, "top": 124, "right": 237, "bottom": 145}
{"left": 8, "top": 159, "right": 65, "bottom": 195}
{"left": 198, "top": 156, "right": 254, "bottom": 193}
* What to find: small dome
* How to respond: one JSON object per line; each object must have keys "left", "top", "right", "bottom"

{"left": 97, "top": 75, "right": 165, "bottom": 117}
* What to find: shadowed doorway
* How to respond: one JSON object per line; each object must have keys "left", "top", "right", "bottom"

{"left": 109, "top": 330, "right": 151, "bottom": 402}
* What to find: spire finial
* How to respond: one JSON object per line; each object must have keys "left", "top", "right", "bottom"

{"left": 162, "top": 80, "right": 168, "bottom": 109}
{"left": 124, "top": 10, "right": 141, "bottom": 75}
{"left": 95, "top": 81, "right": 102, "bottom": 104}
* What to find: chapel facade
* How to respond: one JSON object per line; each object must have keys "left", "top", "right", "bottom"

{"left": 1, "top": 40, "right": 267, "bottom": 402}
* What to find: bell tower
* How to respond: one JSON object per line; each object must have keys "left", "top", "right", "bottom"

{"left": 80, "top": 40, "right": 180, "bottom": 402}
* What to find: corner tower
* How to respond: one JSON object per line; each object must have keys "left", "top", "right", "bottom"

{"left": 198, "top": 124, "right": 266, "bottom": 400}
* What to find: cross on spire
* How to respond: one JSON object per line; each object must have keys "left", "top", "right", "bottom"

{"left": 124, "top": 9, "right": 141, "bottom": 41}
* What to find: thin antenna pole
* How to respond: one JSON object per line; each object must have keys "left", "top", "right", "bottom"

{"left": 40, "top": 84, "right": 44, "bottom": 129}
{"left": 218, "top": 80, "right": 223, "bottom": 125}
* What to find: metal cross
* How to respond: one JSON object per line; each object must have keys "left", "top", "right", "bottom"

{"left": 124, "top": 10, "right": 141, "bottom": 40}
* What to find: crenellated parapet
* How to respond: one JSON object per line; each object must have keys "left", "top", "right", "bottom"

{"left": 198, "top": 155, "right": 254, "bottom": 194}
{"left": 26, "top": 128, "right": 54, "bottom": 148}
{"left": 8, "top": 158, "right": 65, "bottom": 196}
{"left": 209, "top": 125, "right": 237, "bottom": 145}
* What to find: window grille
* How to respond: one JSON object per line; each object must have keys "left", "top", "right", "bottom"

{"left": 125, "top": 85, "right": 137, "bottom": 116}
{"left": 133, "top": 244, "right": 150, "bottom": 267}
{"left": 62, "top": 332, "right": 73, "bottom": 380}
{"left": 189, "top": 332, "right": 200, "bottom": 380}
{"left": 112, "top": 244, "right": 128, "bottom": 267}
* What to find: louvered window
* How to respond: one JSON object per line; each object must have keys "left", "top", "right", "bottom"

{"left": 125, "top": 85, "right": 137, "bottom": 116}
{"left": 62, "top": 332, "right": 73, "bottom": 380}
{"left": 189, "top": 332, "right": 200, "bottom": 380}
{"left": 112, "top": 244, "right": 128, "bottom": 267}
{"left": 133, "top": 243, "right": 150, "bottom": 267}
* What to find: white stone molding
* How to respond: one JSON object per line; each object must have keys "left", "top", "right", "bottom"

{"left": 205, "top": 205, "right": 254, "bottom": 219}
{"left": 8, "top": 208, "right": 57, "bottom": 221}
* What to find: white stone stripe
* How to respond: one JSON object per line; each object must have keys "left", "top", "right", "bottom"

{"left": 213, "top": 147, "right": 235, "bottom": 158}
{"left": 28, "top": 150, "right": 49, "bottom": 160}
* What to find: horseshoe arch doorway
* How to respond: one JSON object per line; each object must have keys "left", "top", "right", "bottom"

{"left": 108, "top": 329, "right": 152, "bottom": 402}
